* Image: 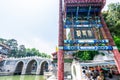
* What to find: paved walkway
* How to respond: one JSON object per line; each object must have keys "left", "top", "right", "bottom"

{"left": 105, "top": 75, "right": 120, "bottom": 80}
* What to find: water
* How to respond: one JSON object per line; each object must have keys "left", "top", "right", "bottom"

{"left": 0, "top": 75, "right": 45, "bottom": 80}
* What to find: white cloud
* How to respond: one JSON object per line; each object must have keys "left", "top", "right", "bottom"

{"left": 0, "top": 0, "right": 58, "bottom": 16}
{"left": 0, "top": 0, "right": 120, "bottom": 56}
{"left": 18, "top": 37, "right": 56, "bottom": 55}
{"left": 0, "top": 0, "right": 58, "bottom": 56}
{"left": 103, "top": 0, "right": 120, "bottom": 10}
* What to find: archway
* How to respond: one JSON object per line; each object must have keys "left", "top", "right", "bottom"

{"left": 26, "top": 59, "right": 37, "bottom": 75}
{"left": 14, "top": 61, "right": 24, "bottom": 75}
{"left": 39, "top": 61, "right": 49, "bottom": 75}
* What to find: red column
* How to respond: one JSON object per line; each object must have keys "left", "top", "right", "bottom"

{"left": 57, "top": 50, "right": 64, "bottom": 80}
{"left": 58, "top": 0, "right": 64, "bottom": 80}
{"left": 99, "top": 13, "right": 115, "bottom": 45}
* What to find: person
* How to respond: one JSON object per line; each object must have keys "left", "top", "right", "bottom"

{"left": 91, "top": 70, "right": 95, "bottom": 80}
{"left": 48, "top": 61, "right": 54, "bottom": 72}
{"left": 108, "top": 68, "right": 113, "bottom": 78}
{"left": 108, "top": 72, "right": 113, "bottom": 78}
{"left": 97, "top": 76, "right": 102, "bottom": 80}
{"left": 97, "top": 72, "right": 104, "bottom": 80}
{"left": 85, "top": 72, "right": 90, "bottom": 80}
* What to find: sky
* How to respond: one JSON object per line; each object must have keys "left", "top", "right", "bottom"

{"left": 0, "top": 0, "right": 120, "bottom": 55}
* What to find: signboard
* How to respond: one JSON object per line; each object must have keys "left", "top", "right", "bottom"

{"left": 74, "top": 27, "right": 95, "bottom": 39}
{"left": 63, "top": 46, "right": 113, "bottom": 51}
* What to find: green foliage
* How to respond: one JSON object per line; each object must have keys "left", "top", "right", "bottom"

{"left": 73, "top": 51, "right": 99, "bottom": 60}
{"left": 0, "top": 38, "right": 51, "bottom": 58}
{"left": 103, "top": 2, "right": 120, "bottom": 37}
{"left": 7, "top": 39, "right": 18, "bottom": 57}
{"left": 113, "top": 36, "right": 120, "bottom": 51}
{"left": 53, "top": 59, "right": 72, "bottom": 63}
{"left": 102, "top": 2, "right": 120, "bottom": 51}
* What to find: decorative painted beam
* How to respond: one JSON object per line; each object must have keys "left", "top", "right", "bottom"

{"left": 64, "top": 39, "right": 109, "bottom": 44}
{"left": 63, "top": 46, "right": 113, "bottom": 51}
{"left": 64, "top": 24, "right": 102, "bottom": 28}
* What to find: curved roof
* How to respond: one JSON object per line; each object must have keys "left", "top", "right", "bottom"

{"left": 64, "top": 0, "right": 106, "bottom": 9}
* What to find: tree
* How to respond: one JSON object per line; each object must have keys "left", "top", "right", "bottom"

{"left": 41, "top": 53, "right": 47, "bottom": 58}
{"left": 17, "top": 45, "right": 26, "bottom": 57}
{"left": 0, "top": 37, "right": 51, "bottom": 58}
{"left": 47, "top": 55, "right": 52, "bottom": 59}
{"left": 7, "top": 39, "right": 18, "bottom": 57}
{"left": 0, "top": 38, "right": 7, "bottom": 44}
{"left": 26, "top": 48, "right": 45, "bottom": 57}
{"left": 73, "top": 51, "right": 100, "bottom": 60}
{"left": 102, "top": 2, "right": 120, "bottom": 52}
{"left": 113, "top": 36, "right": 120, "bottom": 51}
{"left": 103, "top": 2, "right": 120, "bottom": 37}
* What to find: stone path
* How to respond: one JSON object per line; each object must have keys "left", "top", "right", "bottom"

{"left": 105, "top": 75, "right": 120, "bottom": 80}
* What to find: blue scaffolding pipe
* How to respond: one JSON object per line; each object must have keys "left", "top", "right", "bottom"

{"left": 64, "top": 25, "right": 92, "bottom": 28}
{"left": 87, "top": 6, "right": 91, "bottom": 20}
{"left": 76, "top": 7, "right": 79, "bottom": 20}
{"left": 66, "top": 8, "right": 100, "bottom": 12}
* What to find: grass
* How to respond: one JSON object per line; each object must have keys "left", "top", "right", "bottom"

{"left": 53, "top": 59, "right": 73, "bottom": 63}
{"left": 0, "top": 75, "right": 45, "bottom": 80}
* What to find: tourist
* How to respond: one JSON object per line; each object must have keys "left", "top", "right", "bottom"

{"left": 97, "top": 72, "right": 104, "bottom": 80}
{"left": 108, "top": 67, "right": 113, "bottom": 78}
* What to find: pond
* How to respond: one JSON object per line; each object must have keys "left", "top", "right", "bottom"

{"left": 0, "top": 75, "right": 45, "bottom": 80}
